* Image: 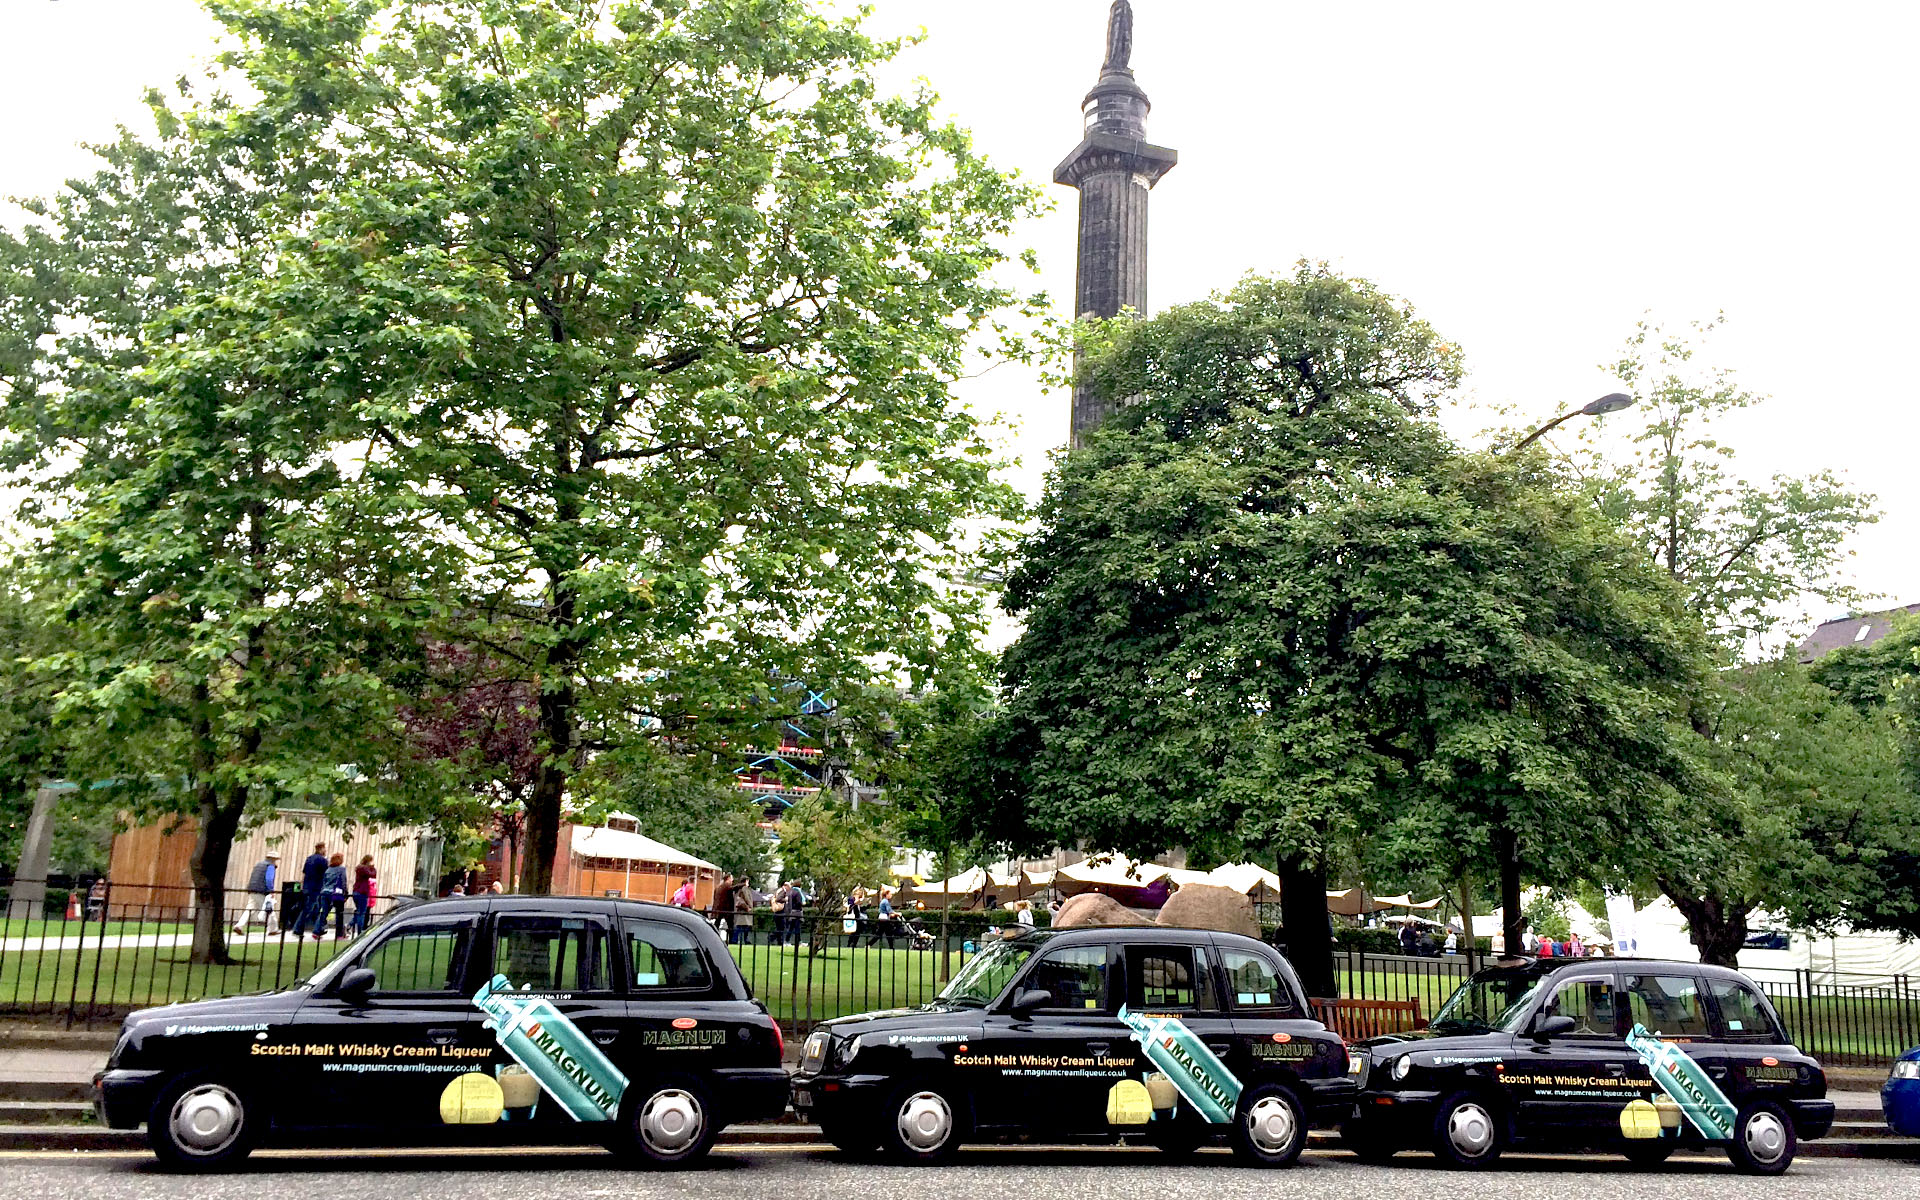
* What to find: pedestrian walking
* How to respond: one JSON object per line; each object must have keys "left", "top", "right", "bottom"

{"left": 351, "top": 855, "right": 377, "bottom": 936}
{"left": 232, "top": 852, "right": 279, "bottom": 937}
{"left": 713, "top": 872, "right": 736, "bottom": 936}
{"left": 729, "top": 874, "right": 755, "bottom": 945}
{"left": 784, "top": 880, "right": 807, "bottom": 946}
{"left": 297, "top": 842, "right": 329, "bottom": 937}
{"left": 670, "top": 876, "right": 696, "bottom": 908}
{"left": 771, "top": 881, "right": 792, "bottom": 946}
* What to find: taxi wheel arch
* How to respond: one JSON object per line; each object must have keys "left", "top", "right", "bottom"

{"left": 1726, "top": 1099, "right": 1796, "bottom": 1176}
{"left": 1228, "top": 1081, "right": 1308, "bottom": 1167}
{"left": 146, "top": 1071, "right": 263, "bottom": 1173}
{"left": 1430, "top": 1088, "right": 1505, "bottom": 1169}
{"left": 877, "top": 1077, "right": 970, "bottom": 1165}
{"left": 611, "top": 1072, "right": 718, "bottom": 1168}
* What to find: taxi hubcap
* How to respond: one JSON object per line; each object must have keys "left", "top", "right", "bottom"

{"left": 638, "top": 1089, "right": 704, "bottom": 1155}
{"left": 1245, "top": 1095, "right": 1298, "bottom": 1155}
{"left": 1744, "top": 1111, "right": 1787, "bottom": 1163}
{"left": 897, "top": 1091, "right": 954, "bottom": 1152}
{"left": 1447, "top": 1101, "right": 1496, "bottom": 1157}
{"left": 169, "top": 1084, "right": 243, "bottom": 1154}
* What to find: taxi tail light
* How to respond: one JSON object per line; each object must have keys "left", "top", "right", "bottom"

{"left": 772, "top": 1022, "right": 785, "bottom": 1061}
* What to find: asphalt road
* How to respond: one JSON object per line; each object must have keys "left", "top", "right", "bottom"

{"left": 0, "top": 1145, "right": 1910, "bottom": 1200}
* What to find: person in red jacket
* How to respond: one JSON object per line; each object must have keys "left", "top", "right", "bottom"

{"left": 350, "top": 855, "right": 378, "bottom": 936}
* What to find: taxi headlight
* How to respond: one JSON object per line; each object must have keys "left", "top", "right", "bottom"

{"left": 1892, "top": 1060, "right": 1920, "bottom": 1081}
{"left": 1391, "top": 1055, "right": 1413, "bottom": 1081}
{"left": 802, "top": 1030, "right": 829, "bottom": 1066}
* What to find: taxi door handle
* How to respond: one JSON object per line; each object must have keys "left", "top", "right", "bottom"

{"left": 427, "top": 1027, "right": 459, "bottom": 1046}
{"left": 1207, "top": 1043, "right": 1233, "bottom": 1056}
{"left": 1088, "top": 1042, "right": 1111, "bottom": 1055}
{"left": 592, "top": 1029, "right": 620, "bottom": 1045}
{"left": 1605, "top": 1063, "right": 1627, "bottom": 1076}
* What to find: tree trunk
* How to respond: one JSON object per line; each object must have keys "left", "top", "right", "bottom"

{"left": 1276, "top": 851, "right": 1336, "bottom": 999}
{"left": 1665, "top": 887, "right": 1750, "bottom": 967}
{"left": 1495, "top": 823, "right": 1525, "bottom": 957}
{"left": 519, "top": 580, "right": 578, "bottom": 896}
{"left": 1456, "top": 871, "right": 1476, "bottom": 968}
{"left": 936, "top": 846, "right": 955, "bottom": 983}
{"left": 189, "top": 785, "right": 245, "bottom": 965}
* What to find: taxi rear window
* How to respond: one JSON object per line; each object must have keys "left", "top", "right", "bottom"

{"left": 1220, "top": 948, "right": 1300, "bottom": 1015}
{"left": 1710, "top": 977, "right": 1784, "bottom": 1041}
{"left": 625, "top": 919, "right": 713, "bottom": 992}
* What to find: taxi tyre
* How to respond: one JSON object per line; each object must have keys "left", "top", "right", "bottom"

{"left": 1430, "top": 1089, "right": 1504, "bottom": 1170}
{"left": 1228, "top": 1082, "right": 1307, "bottom": 1167}
{"left": 877, "top": 1079, "right": 968, "bottom": 1165}
{"left": 611, "top": 1074, "right": 718, "bottom": 1168}
{"left": 1726, "top": 1099, "right": 1796, "bottom": 1176}
{"left": 1620, "top": 1141, "right": 1675, "bottom": 1168}
{"left": 146, "top": 1071, "right": 261, "bottom": 1173}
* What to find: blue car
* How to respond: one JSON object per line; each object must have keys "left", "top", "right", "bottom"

{"left": 1885, "top": 1047, "right": 1920, "bottom": 1137}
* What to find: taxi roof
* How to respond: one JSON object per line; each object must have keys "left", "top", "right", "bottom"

{"left": 1470, "top": 955, "right": 1764, "bottom": 983}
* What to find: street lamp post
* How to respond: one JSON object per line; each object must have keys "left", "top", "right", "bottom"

{"left": 1509, "top": 392, "right": 1635, "bottom": 452}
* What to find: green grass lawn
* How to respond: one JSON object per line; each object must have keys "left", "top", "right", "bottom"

{"left": 0, "top": 919, "right": 194, "bottom": 941}
{"left": 0, "top": 936, "right": 350, "bottom": 1017}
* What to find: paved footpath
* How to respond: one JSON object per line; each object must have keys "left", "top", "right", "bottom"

{"left": 0, "top": 1145, "right": 1909, "bottom": 1200}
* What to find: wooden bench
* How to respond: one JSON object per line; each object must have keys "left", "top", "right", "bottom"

{"left": 1311, "top": 996, "right": 1425, "bottom": 1040}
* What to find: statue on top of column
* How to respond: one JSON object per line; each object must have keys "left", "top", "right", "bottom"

{"left": 1102, "top": 0, "right": 1133, "bottom": 74}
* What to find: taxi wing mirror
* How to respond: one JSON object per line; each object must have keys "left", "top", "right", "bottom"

{"left": 335, "top": 967, "right": 377, "bottom": 1000}
{"left": 1009, "top": 988, "right": 1050, "bottom": 1017}
{"left": 1533, "top": 1013, "right": 1576, "bottom": 1040}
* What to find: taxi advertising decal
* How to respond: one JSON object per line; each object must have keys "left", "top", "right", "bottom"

{"left": 473, "top": 973, "right": 630, "bottom": 1122}
{"left": 1627, "top": 1022, "right": 1737, "bottom": 1141}
{"left": 1118, "top": 1005, "right": 1241, "bottom": 1124}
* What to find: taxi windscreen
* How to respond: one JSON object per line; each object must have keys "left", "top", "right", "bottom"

{"left": 1429, "top": 971, "right": 1543, "bottom": 1034}
{"left": 937, "top": 938, "right": 1041, "bottom": 1007}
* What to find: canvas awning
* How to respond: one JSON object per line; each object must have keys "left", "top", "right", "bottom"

{"left": 1205, "top": 862, "right": 1284, "bottom": 902}
{"left": 1053, "top": 855, "right": 1173, "bottom": 896}
{"left": 1374, "top": 894, "right": 1443, "bottom": 911}
{"left": 1326, "top": 887, "right": 1391, "bottom": 916}
{"left": 570, "top": 825, "right": 720, "bottom": 872}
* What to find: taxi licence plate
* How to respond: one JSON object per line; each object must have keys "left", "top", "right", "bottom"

{"left": 793, "top": 1088, "right": 812, "bottom": 1109}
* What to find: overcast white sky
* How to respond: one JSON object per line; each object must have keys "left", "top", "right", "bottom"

{"left": 6, "top": 1, "right": 1917, "bottom": 630}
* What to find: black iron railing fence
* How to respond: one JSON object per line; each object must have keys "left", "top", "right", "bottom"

{"left": 3, "top": 882, "right": 1915, "bottom": 1065}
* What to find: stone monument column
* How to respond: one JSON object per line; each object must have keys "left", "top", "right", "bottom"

{"left": 1054, "top": 1, "right": 1177, "bottom": 447}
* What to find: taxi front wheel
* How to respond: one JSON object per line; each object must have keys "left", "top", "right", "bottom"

{"left": 1229, "top": 1083, "right": 1306, "bottom": 1167}
{"left": 1726, "top": 1100, "right": 1796, "bottom": 1176}
{"left": 146, "top": 1073, "right": 260, "bottom": 1172}
{"left": 612, "top": 1077, "right": 717, "bottom": 1168}
{"left": 878, "top": 1081, "right": 967, "bottom": 1164}
{"left": 1431, "top": 1090, "right": 1504, "bottom": 1169}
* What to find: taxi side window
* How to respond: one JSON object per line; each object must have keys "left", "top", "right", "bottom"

{"left": 493, "top": 915, "right": 612, "bottom": 992}
{"left": 625, "top": 919, "right": 712, "bottom": 992}
{"left": 1220, "top": 948, "right": 1298, "bottom": 1015}
{"left": 1024, "top": 946, "right": 1112, "bottom": 1012}
{"left": 1709, "top": 978, "right": 1782, "bottom": 1041}
{"left": 1541, "top": 975, "right": 1621, "bottom": 1037}
{"left": 1625, "top": 974, "right": 1712, "bottom": 1038}
{"left": 362, "top": 921, "right": 473, "bottom": 994}
{"left": 1126, "top": 946, "right": 1214, "bottom": 1011}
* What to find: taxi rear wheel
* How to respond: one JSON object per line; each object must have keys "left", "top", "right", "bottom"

{"left": 878, "top": 1080, "right": 967, "bottom": 1164}
{"left": 1430, "top": 1090, "right": 1504, "bottom": 1169}
{"left": 1726, "top": 1100, "right": 1796, "bottom": 1175}
{"left": 613, "top": 1077, "right": 717, "bottom": 1168}
{"left": 1229, "top": 1083, "right": 1306, "bottom": 1167}
{"left": 146, "top": 1073, "right": 260, "bottom": 1172}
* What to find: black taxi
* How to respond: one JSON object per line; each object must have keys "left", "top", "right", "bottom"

{"left": 1344, "top": 956, "right": 1834, "bottom": 1174}
{"left": 95, "top": 896, "right": 787, "bottom": 1171}
{"left": 790, "top": 926, "right": 1355, "bottom": 1164}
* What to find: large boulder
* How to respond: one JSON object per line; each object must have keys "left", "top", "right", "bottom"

{"left": 1053, "top": 892, "right": 1147, "bottom": 928}
{"left": 1155, "top": 884, "right": 1258, "bottom": 938}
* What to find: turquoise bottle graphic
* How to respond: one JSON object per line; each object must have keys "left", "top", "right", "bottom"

{"left": 1627, "top": 1022, "right": 1736, "bottom": 1140}
{"left": 473, "top": 974, "right": 630, "bottom": 1122}
{"left": 1119, "top": 1005, "right": 1242, "bottom": 1123}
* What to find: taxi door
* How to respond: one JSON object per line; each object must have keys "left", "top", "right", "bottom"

{"left": 482, "top": 909, "right": 628, "bottom": 1130}
{"left": 1514, "top": 969, "right": 1639, "bottom": 1139}
{"left": 289, "top": 909, "right": 490, "bottom": 1129}
{"left": 985, "top": 941, "right": 1128, "bottom": 1133}
{"left": 1123, "top": 942, "right": 1242, "bottom": 1120}
{"left": 1216, "top": 941, "right": 1324, "bottom": 1084}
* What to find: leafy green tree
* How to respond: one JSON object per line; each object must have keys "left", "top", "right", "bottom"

{"left": 1572, "top": 319, "right": 1885, "bottom": 959}
{"left": 208, "top": 0, "right": 1036, "bottom": 892}
{"left": 1650, "top": 659, "right": 1911, "bottom": 963}
{"left": 991, "top": 269, "right": 1702, "bottom": 993}
{"left": 774, "top": 793, "right": 893, "bottom": 954}
{"left": 1, "top": 82, "right": 438, "bottom": 962}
